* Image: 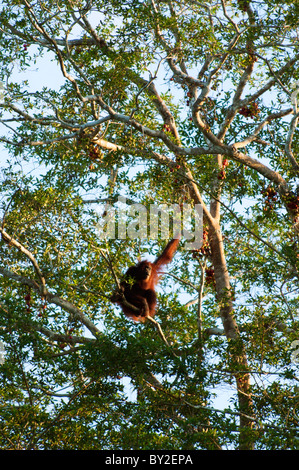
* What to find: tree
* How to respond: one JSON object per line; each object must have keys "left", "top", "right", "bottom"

{"left": 0, "top": 0, "right": 298, "bottom": 450}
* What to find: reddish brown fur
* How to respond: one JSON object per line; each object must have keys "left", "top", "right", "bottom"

{"left": 111, "top": 238, "right": 180, "bottom": 322}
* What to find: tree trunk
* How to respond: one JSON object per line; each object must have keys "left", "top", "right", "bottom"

{"left": 209, "top": 222, "right": 255, "bottom": 450}
{"left": 183, "top": 162, "right": 255, "bottom": 449}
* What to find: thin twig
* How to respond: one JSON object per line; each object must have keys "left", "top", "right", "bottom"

{"left": 145, "top": 315, "right": 172, "bottom": 349}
